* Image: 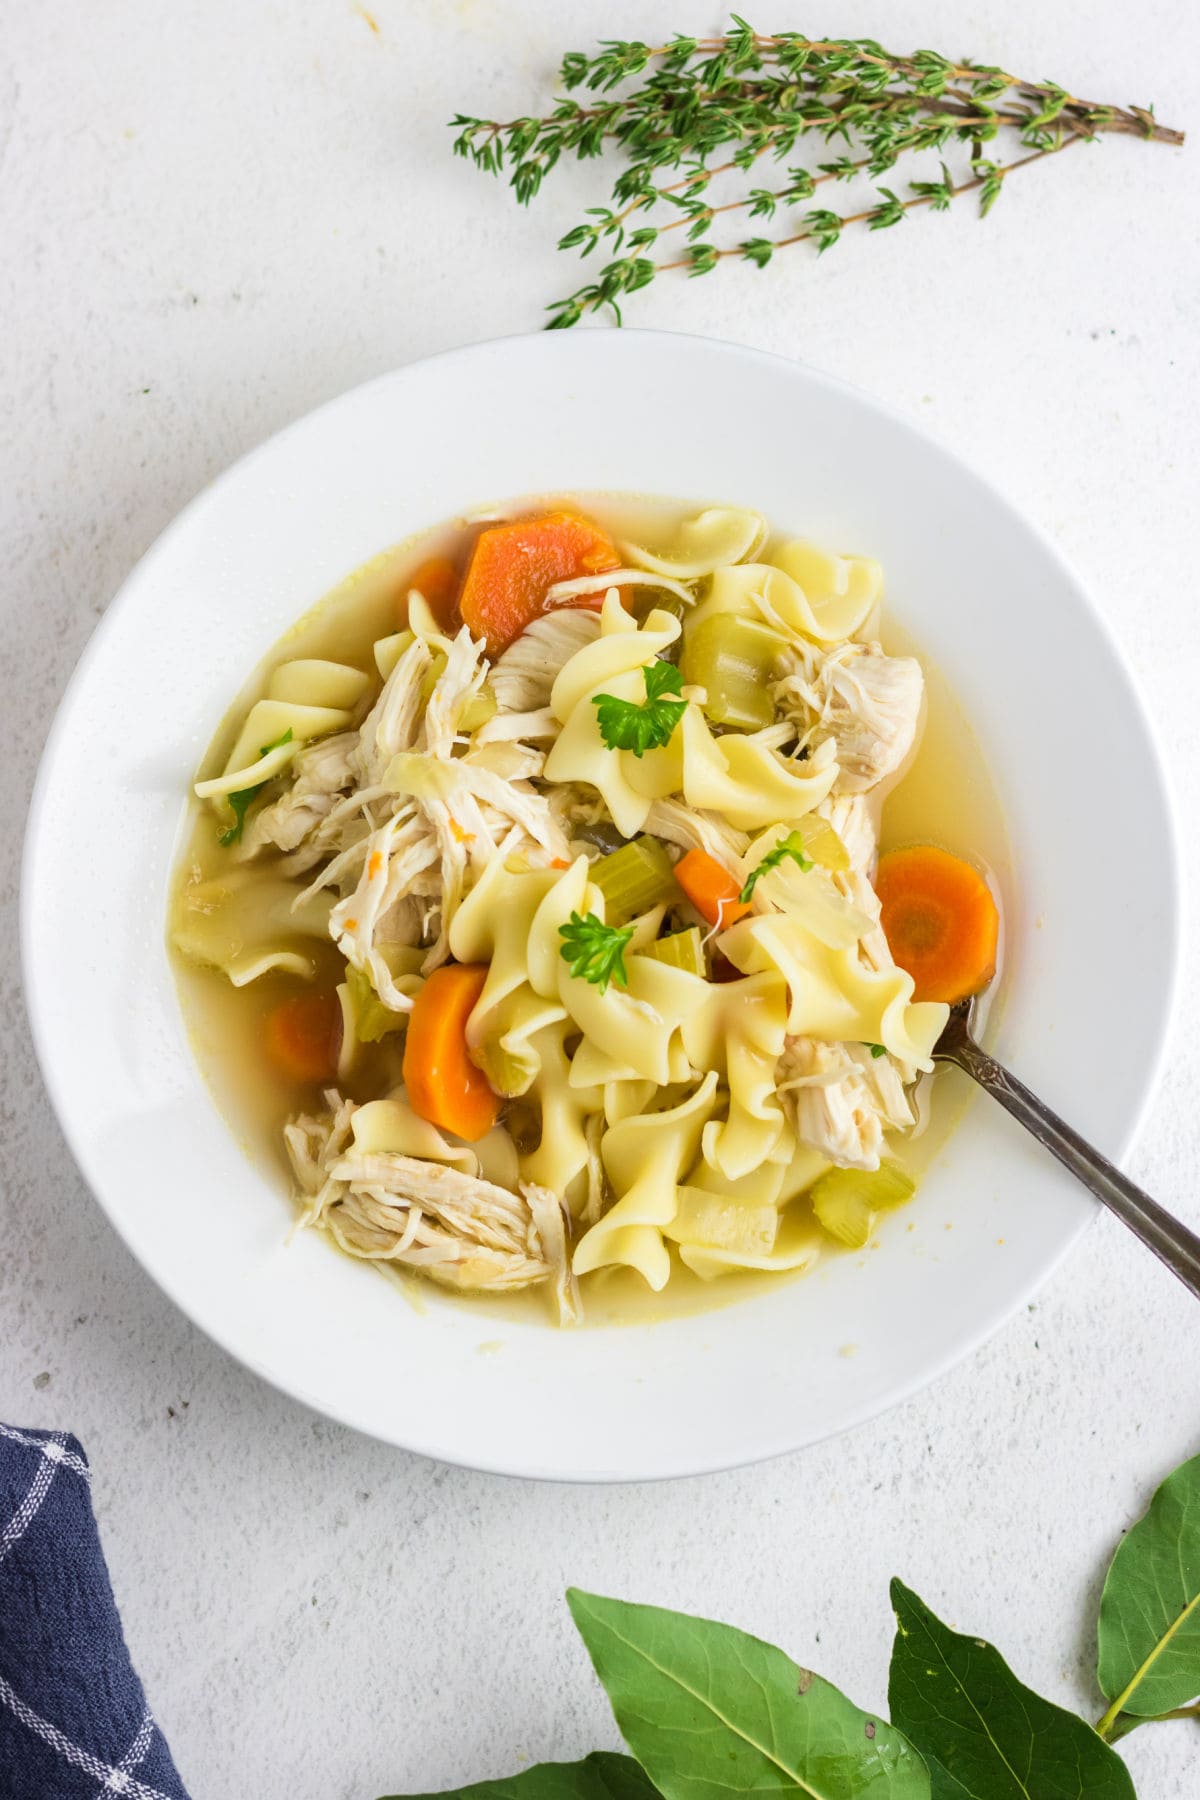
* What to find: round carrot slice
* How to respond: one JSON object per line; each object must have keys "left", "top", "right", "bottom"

{"left": 264, "top": 990, "right": 343, "bottom": 1084}
{"left": 874, "top": 846, "right": 999, "bottom": 1004}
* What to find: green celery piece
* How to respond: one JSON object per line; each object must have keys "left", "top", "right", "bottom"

{"left": 345, "top": 966, "right": 406, "bottom": 1044}
{"left": 889, "top": 1581, "right": 1136, "bottom": 1799}
{"left": 1097, "top": 1449, "right": 1200, "bottom": 1725}
{"left": 378, "top": 1751, "right": 658, "bottom": 1800}
{"left": 590, "top": 836, "right": 677, "bottom": 923}
{"left": 809, "top": 1160, "right": 915, "bottom": 1249}
{"left": 568, "top": 1589, "right": 930, "bottom": 1800}
{"left": 641, "top": 926, "right": 705, "bottom": 976}
{"left": 680, "top": 612, "right": 778, "bottom": 730}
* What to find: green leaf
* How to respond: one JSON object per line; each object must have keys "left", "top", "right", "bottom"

{"left": 558, "top": 912, "right": 634, "bottom": 993}
{"left": 740, "top": 829, "right": 814, "bottom": 902}
{"left": 593, "top": 662, "right": 687, "bottom": 757}
{"left": 217, "top": 727, "right": 293, "bottom": 846}
{"left": 217, "top": 783, "right": 264, "bottom": 847}
{"left": 888, "top": 1581, "right": 1135, "bottom": 1799}
{"left": 1097, "top": 1450, "right": 1200, "bottom": 1723}
{"left": 567, "top": 1588, "right": 930, "bottom": 1800}
{"left": 377, "top": 1751, "right": 658, "bottom": 1800}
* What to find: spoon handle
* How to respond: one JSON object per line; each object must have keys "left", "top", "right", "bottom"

{"left": 943, "top": 1034, "right": 1200, "bottom": 1301}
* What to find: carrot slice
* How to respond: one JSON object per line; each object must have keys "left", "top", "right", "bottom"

{"left": 397, "top": 555, "right": 461, "bottom": 634}
{"left": 264, "top": 990, "right": 343, "bottom": 1084}
{"left": 458, "top": 511, "right": 621, "bottom": 656}
{"left": 674, "top": 848, "right": 752, "bottom": 930}
{"left": 402, "top": 963, "right": 500, "bottom": 1142}
{"left": 874, "top": 846, "right": 999, "bottom": 1004}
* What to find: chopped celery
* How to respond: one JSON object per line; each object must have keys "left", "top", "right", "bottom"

{"left": 346, "top": 966, "right": 407, "bottom": 1044}
{"left": 590, "top": 835, "right": 677, "bottom": 923}
{"left": 680, "top": 613, "right": 779, "bottom": 730}
{"left": 809, "top": 1159, "right": 916, "bottom": 1249}
{"left": 642, "top": 926, "right": 705, "bottom": 977}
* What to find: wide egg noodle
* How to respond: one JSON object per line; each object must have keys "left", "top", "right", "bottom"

{"left": 517, "top": 1019, "right": 606, "bottom": 1204}
{"left": 195, "top": 658, "right": 370, "bottom": 803}
{"left": 619, "top": 506, "right": 767, "bottom": 579}
{"left": 722, "top": 912, "right": 948, "bottom": 1070}
{"left": 681, "top": 971, "right": 790, "bottom": 1180}
{"left": 171, "top": 871, "right": 333, "bottom": 986}
{"left": 572, "top": 1072, "right": 721, "bottom": 1290}
{"left": 688, "top": 544, "right": 880, "bottom": 646}
{"left": 676, "top": 708, "right": 836, "bottom": 832}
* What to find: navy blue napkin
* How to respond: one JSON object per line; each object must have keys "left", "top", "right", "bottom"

{"left": 0, "top": 1422, "right": 190, "bottom": 1798}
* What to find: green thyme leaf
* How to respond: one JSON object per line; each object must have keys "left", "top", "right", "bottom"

{"left": 558, "top": 911, "right": 634, "bottom": 993}
{"left": 450, "top": 31, "right": 1181, "bottom": 328}
{"left": 592, "top": 661, "right": 687, "bottom": 758}
{"left": 739, "top": 828, "right": 814, "bottom": 902}
{"left": 217, "top": 728, "right": 294, "bottom": 847}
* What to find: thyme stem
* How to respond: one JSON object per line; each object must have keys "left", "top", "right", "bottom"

{"left": 450, "top": 22, "right": 1185, "bottom": 327}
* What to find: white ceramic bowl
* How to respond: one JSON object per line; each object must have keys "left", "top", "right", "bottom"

{"left": 22, "top": 331, "right": 1179, "bottom": 1481}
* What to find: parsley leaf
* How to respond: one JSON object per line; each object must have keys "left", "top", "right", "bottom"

{"left": 592, "top": 660, "right": 687, "bottom": 758}
{"left": 739, "top": 828, "right": 814, "bottom": 902}
{"left": 217, "top": 727, "right": 294, "bottom": 847}
{"left": 866, "top": 1042, "right": 888, "bottom": 1059}
{"left": 558, "top": 910, "right": 634, "bottom": 993}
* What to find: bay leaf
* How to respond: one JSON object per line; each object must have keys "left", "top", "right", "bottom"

{"left": 1097, "top": 1450, "right": 1200, "bottom": 1721}
{"left": 888, "top": 1580, "right": 1135, "bottom": 1800}
{"left": 567, "top": 1587, "right": 929, "bottom": 1800}
{"left": 379, "top": 1749, "right": 659, "bottom": 1800}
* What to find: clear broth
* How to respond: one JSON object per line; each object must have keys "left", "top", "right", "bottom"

{"left": 169, "top": 493, "right": 1011, "bottom": 1328}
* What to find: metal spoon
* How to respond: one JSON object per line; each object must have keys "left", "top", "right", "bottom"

{"left": 934, "top": 997, "right": 1200, "bottom": 1299}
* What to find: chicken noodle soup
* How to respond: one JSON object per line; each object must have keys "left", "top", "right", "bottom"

{"left": 169, "top": 496, "right": 1004, "bottom": 1325}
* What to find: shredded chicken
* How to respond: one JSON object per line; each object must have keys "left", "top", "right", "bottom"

{"left": 490, "top": 609, "right": 601, "bottom": 713}
{"left": 473, "top": 706, "right": 560, "bottom": 745}
{"left": 354, "top": 634, "right": 432, "bottom": 785}
{"left": 285, "top": 1104, "right": 573, "bottom": 1305}
{"left": 816, "top": 793, "right": 877, "bottom": 877}
{"left": 523, "top": 1182, "right": 581, "bottom": 1325}
{"left": 776, "top": 1038, "right": 913, "bottom": 1171}
{"left": 243, "top": 731, "right": 357, "bottom": 857}
{"left": 774, "top": 641, "right": 923, "bottom": 794}
{"left": 643, "top": 798, "right": 750, "bottom": 865}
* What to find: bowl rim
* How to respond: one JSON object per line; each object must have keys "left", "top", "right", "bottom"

{"left": 20, "top": 327, "right": 1183, "bottom": 1480}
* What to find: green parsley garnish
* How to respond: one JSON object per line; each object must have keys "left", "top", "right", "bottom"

{"left": 558, "top": 910, "right": 634, "bottom": 993}
{"left": 217, "top": 728, "right": 294, "bottom": 847}
{"left": 592, "top": 660, "right": 687, "bottom": 758}
{"left": 866, "top": 1042, "right": 888, "bottom": 1059}
{"left": 739, "top": 828, "right": 814, "bottom": 902}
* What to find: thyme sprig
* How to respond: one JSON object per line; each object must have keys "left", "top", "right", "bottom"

{"left": 450, "top": 20, "right": 1184, "bottom": 325}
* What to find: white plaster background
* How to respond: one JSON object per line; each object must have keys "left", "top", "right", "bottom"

{"left": 1, "top": 2, "right": 1198, "bottom": 1795}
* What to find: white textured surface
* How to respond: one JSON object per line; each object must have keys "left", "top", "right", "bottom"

{"left": 1, "top": 2, "right": 1198, "bottom": 1796}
